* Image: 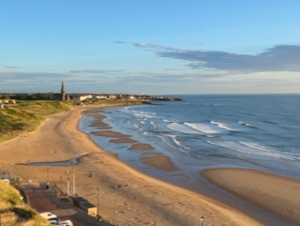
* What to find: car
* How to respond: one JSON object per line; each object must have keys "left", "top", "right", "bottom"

{"left": 40, "top": 212, "right": 59, "bottom": 225}
{"left": 1, "top": 179, "right": 10, "bottom": 184}
{"left": 40, "top": 212, "right": 57, "bottom": 219}
{"left": 58, "top": 220, "right": 74, "bottom": 226}
{"left": 48, "top": 218, "right": 60, "bottom": 225}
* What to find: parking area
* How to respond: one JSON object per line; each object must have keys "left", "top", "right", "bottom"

{"left": 20, "top": 182, "right": 113, "bottom": 226}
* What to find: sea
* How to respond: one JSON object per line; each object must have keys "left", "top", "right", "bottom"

{"left": 79, "top": 94, "right": 300, "bottom": 186}
{"left": 79, "top": 94, "right": 300, "bottom": 225}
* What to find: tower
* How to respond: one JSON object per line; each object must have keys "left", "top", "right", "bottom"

{"left": 61, "top": 81, "right": 66, "bottom": 101}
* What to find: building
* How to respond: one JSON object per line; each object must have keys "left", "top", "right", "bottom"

{"left": 69, "top": 196, "right": 97, "bottom": 216}
{"left": 61, "top": 81, "right": 66, "bottom": 101}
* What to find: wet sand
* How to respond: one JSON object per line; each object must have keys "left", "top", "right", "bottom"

{"left": 109, "top": 137, "right": 137, "bottom": 143}
{"left": 141, "top": 155, "right": 178, "bottom": 171}
{"left": 0, "top": 105, "right": 272, "bottom": 226}
{"left": 202, "top": 168, "right": 300, "bottom": 223}
{"left": 89, "top": 121, "right": 111, "bottom": 129}
{"left": 128, "top": 143, "right": 154, "bottom": 150}
{"left": 91, "top": 130, "right": 129, "bottom": 137}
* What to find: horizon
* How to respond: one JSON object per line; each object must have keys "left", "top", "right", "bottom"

{"left": 1, "top": 1, "right": 300, "bottom": 94}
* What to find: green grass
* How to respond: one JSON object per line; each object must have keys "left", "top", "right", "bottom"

{"left": 0, "top": 101, "right": 75, "bottom": 142}
{"left": 0, "top": 180, "right": 50, "bottom": 226}
{"left": 0, "top": 99, "right": 146, "bottom": 142}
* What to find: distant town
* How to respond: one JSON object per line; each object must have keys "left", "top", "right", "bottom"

{"left": 0, "top": 82, "right": 182, "bottom": 103}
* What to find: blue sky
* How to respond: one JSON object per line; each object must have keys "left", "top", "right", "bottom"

{"left": 1, "top": 1, "right": 300, "bottom": 94}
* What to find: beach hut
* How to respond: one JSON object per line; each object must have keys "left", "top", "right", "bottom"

{"left": 70, "top": 196, "right": 97, "bottom": 216}
{"left": 72, "top": 196, "right": 88, "bottom": 207}
{"left": 79, "top": 201, "right": 97, "bottom": 216}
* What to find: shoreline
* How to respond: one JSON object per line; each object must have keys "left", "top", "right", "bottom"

{"left": 83, "top": 107, "right": 300, "bottom": 225}
{"left": 0, "top": 104, "right": 292, "bottom": 225}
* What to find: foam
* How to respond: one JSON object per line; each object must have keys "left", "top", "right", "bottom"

{"left": 150, "top": 121, "right": 157, "bottom": 130}
{"left": 167, "top": 123, "right": 201, "bottom": 134}
{"left": 207, "top": 140, "right": 300, "bottom": 161}
{"left": 171, "top": 136, "right": 191, "bottom": 151}
{"left": 160, "top": 134, "right": 190, "bottom": 154}
{"left": 240, "top": 142, "right": 274, "bottom": 153}
{"left": 185, "top": 122, "right": 222, "bottom": 134}
{"left": 210, "top": 121, "right": 239, "bottom": 132}
{"left": 132, "top": 123, "right": 139, "bottom": 129}
{"left": 238, "top": 121, "right": 257, "bottom": 129}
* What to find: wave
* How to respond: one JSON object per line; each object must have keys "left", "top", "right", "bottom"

{"left": 167, "top": 123, "right": 201, "bottom": 134}
{"left": 206, "top": 135, "right": 215, "bottom": 138}
{"left": 263, "top": 120, "right": 277, "bottom": 125}
{"left": 240, "top": 142, "right": 274, "bottom": 153}
{"left": 172, "top": 136, "right": 191, "bottom": 151}
{"left": 160, "top": 134, "right": 191, "bottom": 154}
{"left": 210, "top": 121, "right": 239, "bottom": 132}
{"left": 202, "top": 103, "right": 224, "bottom": 106}
{"left": 207, "top": 140, "right": 300, "bottom": 161}
{"left": 134, "top": 111, "right": 156, "bottom": 119}
{"left": 150, "top": 121, "right": 157, "bottom": 130}
{"left": 238, "top": 121, "right": 257, "bottom": 129}
{"left": 185, "top": 122, "right": 223, "bottom": 134}
{"left": 132, "top": 123, "right": 139, "bottom": 129}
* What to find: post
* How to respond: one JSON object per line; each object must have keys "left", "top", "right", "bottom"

{"left": 9, "top": 165, "right": 11, "bottom": 181}
{"left": 200, "top": 216, "right": 204, "bottom": 226}
{"left": 46, "top": 168, "right": 49, "bottom": 182}
{"left": 97, "top": 188, "right": 99, "bottom": 220}
{"left": 72, "top": 168, "right": 76, "bottom": 195}
{"left": 60, "top": 176, "right": 63, "bottom": 193}
{"left": 67, "top": 170, "right": 70, "bottom": 196}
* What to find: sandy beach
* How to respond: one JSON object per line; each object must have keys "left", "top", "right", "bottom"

{"left": 1, "top": 104, "right": 294, "bottom": 226}
{"left": 202, "top": 168, "right": 300, "bottom": 223}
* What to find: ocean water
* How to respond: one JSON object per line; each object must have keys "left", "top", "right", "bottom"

{"left": 80, "top": 94, "right": 300, "bottom": 181}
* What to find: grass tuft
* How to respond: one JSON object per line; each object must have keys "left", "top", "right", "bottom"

{"left": 0, "top": 101, "right": 75, "bottom": 142}
{"left": 0, "top": 180, "right": 50, "bottom": 226}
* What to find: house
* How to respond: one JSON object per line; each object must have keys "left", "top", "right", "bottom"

{"left": 108, "top": 95, "right": 117, "bottom": 100}
{"left": 95, "top": 95, "right": 108, "bottom": 99}
{"left": 79, "top": 95, "right": 92, "bottom": 101}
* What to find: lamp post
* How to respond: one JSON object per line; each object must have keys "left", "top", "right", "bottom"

{"left": 97, "top": 188, "right": 99, "bottom": 220}
{"left": 46, "top": 168, "right": 49, "bottom": 189}
{"left": 60, "top": 176, "right": 63, "bottom": 193}
{"left": 46, "top": 168, "right": 49, "bottom": 182}
{"left": 200, "top": 216, "right": 204, "bottom": 226}
{"left": 72, "top": 168, "right": 76, "bottom": 195}
{"left": 67, "top": 170, "right": 70, "bottom": 196}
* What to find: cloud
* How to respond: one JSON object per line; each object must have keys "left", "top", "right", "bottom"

{"left": 0, "top": 64, "right": 20, "bottom": 69}
{"left": 69, "top": 70, "right": 124, "bottom": 74}
{"left": 117, "top": 41, "right": 300, "bottom": 72}
{"left": 114, "top": 71, "right": 229, "bottom": 84}
{"left": 0, "top": 71, "right": 72, "bottom": 80}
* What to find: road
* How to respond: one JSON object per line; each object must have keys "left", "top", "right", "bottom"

{"left": 20, "top": 182, "right": 114, "bottom": 226}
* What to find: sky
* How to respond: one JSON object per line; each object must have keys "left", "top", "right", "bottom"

{"left": 1, "top": 1, "right": 300, "bottom": 95}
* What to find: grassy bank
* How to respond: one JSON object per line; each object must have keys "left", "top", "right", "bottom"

{"left": 0, "top": 101, "right": 75, "bottom": 143}
{"left": 0, "top": 99, "right": 147, "bottom": 143}
{"left": 0, "top": 180, "right": 50, "bottom": 226}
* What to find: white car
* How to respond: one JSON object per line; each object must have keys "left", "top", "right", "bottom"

{"left": 40, "top": 212, "right": 57, "bottom": 219}
{"left": 1, "top": 179, "right": 10, "bottom": 184}
{"left": 40, "top": 212, "right": 59, "bottom": 225}
{"left": 58, "top": 220, "right": 74, "bottom": 226}
{"left": 48, "top": 218, "right": 60, "bottom": 225}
